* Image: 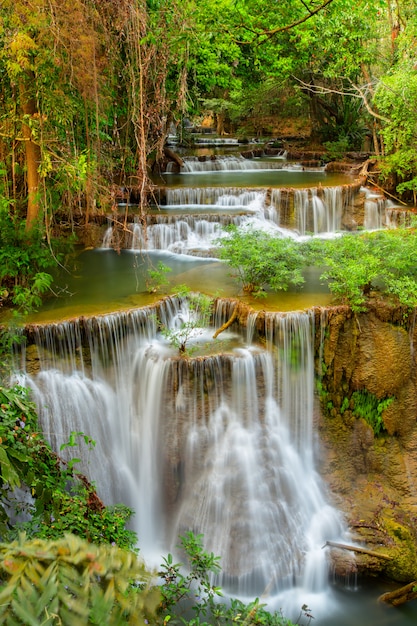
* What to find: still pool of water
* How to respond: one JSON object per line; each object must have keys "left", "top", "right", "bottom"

{"left": 156, "top": 170, "right": 353, "bottom": 189}
{"left": 21, "top": 249, "right": 333, "bottom": 323}
{"left": 314, "top": 579, "right": 417, "bottom": 626}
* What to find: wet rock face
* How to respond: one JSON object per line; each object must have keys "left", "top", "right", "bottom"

{"left": 316, "top": 305, "right": 417, "bottom": 581}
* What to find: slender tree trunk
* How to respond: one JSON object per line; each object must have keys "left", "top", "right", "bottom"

{"left": 19, "top": 76, "right": 41, "bottom": 231}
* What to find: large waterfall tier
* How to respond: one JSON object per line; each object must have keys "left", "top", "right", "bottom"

{"left": 16, "top": 298, "right": 347, "bottom": 614}
{"left": 103, "top": 183, "right": 388, "bottom": 253}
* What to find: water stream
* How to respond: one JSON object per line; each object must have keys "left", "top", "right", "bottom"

{"left": 14, "top": 146, "right": 417, "bottom": 624}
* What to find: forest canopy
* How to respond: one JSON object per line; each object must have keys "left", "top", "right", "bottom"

{"left": 1, "top": 0, "right": 416, "bottom": 225}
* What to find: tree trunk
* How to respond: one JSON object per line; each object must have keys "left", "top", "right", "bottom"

{"left": 19, "top": 76, "right": 41, "bottom": 231}
{"left": 216, "top": 112, "right": 225, "bottom": 136}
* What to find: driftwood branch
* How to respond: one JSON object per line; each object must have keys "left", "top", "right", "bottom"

{"left": 366, "top": 177, "right": 409, "bottom": 206}
{"left": 379, "top": 581, "right": 417, "bottom": 606}
{"left": 164, "top": 146, "right": 184, "bottom": 169}
{"left": 213, "top": 308, "right": 238, "bottom": 339}
{"left": 323, "top": 540, "right": 392, "bottom": 561}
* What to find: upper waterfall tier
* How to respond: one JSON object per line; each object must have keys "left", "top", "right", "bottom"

{"left": 165, "top": 154, "right": 289, "bottom": 172}
{"left": 103, "top": 182, "right": 383, "bottom": 254}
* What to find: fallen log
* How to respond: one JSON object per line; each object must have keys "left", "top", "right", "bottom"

{"left": 213, "top": 307, "right": 238, "bottom": 339}
{"left": 366, "top": 176, "right": 408, "bottom": 206}
{"left": 323, "top": 540, "right": 392, "bottom": 561}
{"left": 379, "top": 581, "right": 417, "bottom": 606}
{"left": 164, "top": 146, "right": 184, "bottom": 169}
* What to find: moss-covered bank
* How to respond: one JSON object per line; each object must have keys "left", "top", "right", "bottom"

{"left": 314, "top": 303, "right": 417, "bottom": 582}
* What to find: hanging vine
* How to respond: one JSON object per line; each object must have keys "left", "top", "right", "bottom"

{"left": 123, "top": 0, "right": 191, "bottom": 234}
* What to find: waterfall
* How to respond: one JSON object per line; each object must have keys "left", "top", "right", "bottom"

{"left": 292, "top": 188, "right": 343, "bottom": 235}
{"left": 101, "top": 191, "right": 290, "bottom": 253}
{"left": 385, "top": 205, "right": 411, "bottom": 228}
{"left": 323, "top": 187, "right": 343, "bottom": 232}
{"left": 166, "top": 156, "right": 287, "bottom": 173}
{"left": 102, "top": 184, "right": 368, "bottom": 252}
{"left": 164, "top": 187, "right": 266, "bottom": 208}
{"left": 295, "top": 189, "right": 310, "bottom": 235}
{"left": 18, "top": 299, "right": 347, "bottom": 616}
{"left": 364, "top": 198, "right": 386, "bottom": 230}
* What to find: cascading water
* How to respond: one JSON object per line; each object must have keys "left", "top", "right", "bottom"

{"left": 166, "top": 154, "right": 288, "bottom": 173}
{"left": 364, "top": 198, "right": 386, "bottom": 230}
{"left": 164, "top": 187, "right": 265, "bottom": 208}
{"left": 18, "top": 298, "right": 347, "bottom": 619}
{"left": 293, "top": 188, "right": 343, "bottom": 235}
{"left": 101, "top": 182, "right": 356, "bottom": 252}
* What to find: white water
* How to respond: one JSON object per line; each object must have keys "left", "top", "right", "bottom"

{"left": 164, "top": 187, "right": 265, "bottom": 208}
{"left": 165, "top": 155, "right": 288, "bottom": 173}
{"left": 103, "top": 183, "right": 355, "bottom": 253}
{"left": 364, "top": 198, "right": 386, "bottom": 230}
{"left": 18, "top": 299, "right": 347, "bottom": 619}
{"left": 292, "top": 188, "right": 343, "bottom": 235}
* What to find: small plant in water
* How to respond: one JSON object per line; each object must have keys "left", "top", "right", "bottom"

{"left": 161, "top": 287, "right": 213, "bottom": 356}
{"left": 146, "top": 261, "right": 172, "bottom": 294}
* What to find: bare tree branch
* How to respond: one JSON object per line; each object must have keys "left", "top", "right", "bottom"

{"left": 348, "top": 80, "right": 392, "bottom": 124}
{"left": 234, "top": 0, "right": 337, "bottom": 44}
{"left": 292, "top": 76, "right": 392, "bottom": 124}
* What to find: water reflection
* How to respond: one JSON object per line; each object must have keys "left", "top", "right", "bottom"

{"left": 25, "top": 250, "right": 333, "bottom": 323}
{"left": 155, "top": 170, "right": 353, "bottom": 189}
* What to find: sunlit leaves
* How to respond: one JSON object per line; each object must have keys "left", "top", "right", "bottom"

{"left": 319, "top": 235, "right": 382, "bottom": 312}
{"left": 0, "top": 534, "right": 160, "bottom": 626}
{"left": 313, "top": 229, "right": 417, "bottom": 311}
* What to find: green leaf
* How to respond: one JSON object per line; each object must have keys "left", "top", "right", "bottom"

{"left": 0, "top": 446, "right": 21, "bottom": 487}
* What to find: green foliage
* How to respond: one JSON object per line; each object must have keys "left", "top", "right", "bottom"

{"left": 317, "top": 235, "right": 382, "bottom": 312}
{"left": 0, "top": 385, "right": 136, "bottom": 550}
{"left": 351, "top": 390, "right": 394, "bottom": 436}
{"left": 323, "top": 137, "right": 350, "bottom": 161}
{"left": 0, "top": 533, "right": 160, "bottom": 626}
{"left": 146, "top": 262, "right": 172, "bottom": 294}
{"left": 340, "top": 397, "right": 349, "bottom": 414}
{"left": 372, "top": 28, "right": 417, "bottom": 194}
{"left": 157, "top": 532, "right": 300, "bottom": 626}
{"left": 365, "top": 229, "right": 417, "bottom": 308}
{"left": 160, "top": 288, "right": 213, "bottom": 355}
{"left": 0, "top": 197, "right": 57, "bottom": 314}
{"left": 11, "top": 272, "right": 53, "bottom": 314}
{"left": 304, "top": 229, "right": 417, "bottom": 312}
{"left": 215, "top": 227, "right": 417, "bottom": 312}
{"left": 217, "top": 226, "right": 305, "bottom": 296}
{"left": 321, "top": 95, "right": 369, "bottom": 150}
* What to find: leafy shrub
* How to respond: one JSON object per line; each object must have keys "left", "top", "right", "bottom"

{"left": 305, "top": 230, "right": 417, "bottom": 311}
{"left": 217, "top": 225, "right": 305, "bottom": 296}
{"left": 146, "top": 261, "right": 172, "bottom": 294}
{"left": 157, "top": 532, "right": 302, "bottom": 626}
{"left": 307, "top": 234, "right": 381, "bottom": 312}
{"left": 0, "top": 385, "right": 136, "bottom": 549}
{"left": 0, "top": 197, "right": 59, "bottom": 314}
{"left": 160, "top": 287, "right": 213, "bottom": 355}
{"left": 323, "top": 137, "right": 350, "bottom": 161}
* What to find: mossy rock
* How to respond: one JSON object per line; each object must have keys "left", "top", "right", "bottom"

{"left": 381, "top": 515, "right": 417, "bottom": 582}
